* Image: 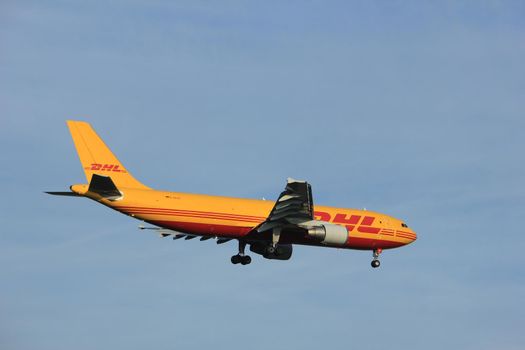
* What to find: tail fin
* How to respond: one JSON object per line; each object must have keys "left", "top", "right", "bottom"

{"left": 67, "top": 120, "right": 149, "bottom": 189}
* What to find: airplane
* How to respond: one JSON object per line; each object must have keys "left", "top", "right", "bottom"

{"left": 47, "top": 121, "right": 417, "bottom": 268}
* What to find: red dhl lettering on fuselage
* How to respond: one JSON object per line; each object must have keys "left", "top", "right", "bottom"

{"left": 314, "top": 211, "right": 380, "bottom": 234}
{"left": 85, "top": 163, "right": 127, "bottom": 173}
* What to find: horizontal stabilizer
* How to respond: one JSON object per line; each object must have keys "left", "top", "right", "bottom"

{"left": 45, "top": 191, "right": 81, "bottom": 197}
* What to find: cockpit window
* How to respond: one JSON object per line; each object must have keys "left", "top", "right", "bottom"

{"left": 401, "top": 223, "right": 408, "bottom": 228}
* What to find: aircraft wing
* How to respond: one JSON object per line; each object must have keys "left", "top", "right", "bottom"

{"left": 256, "top": 178, "right": 314, "bottom": 233}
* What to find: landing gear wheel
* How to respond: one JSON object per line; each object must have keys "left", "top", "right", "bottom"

{"left": 266, "top": 246, "right": 276, "bottom": 255}
{"left": 231, "top": 255, "right": 242, "bottom": 264}
{"left": 231, "top": 254, "right": 251, "bottom": 265}
{"left": 241, "top": 255, "right": 252, "bottom": 265}
{"left": 371, "top": 248, "right": 382, "bottom": 268}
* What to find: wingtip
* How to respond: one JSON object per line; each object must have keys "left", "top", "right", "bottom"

{"left": 287, "top": 177, "right": 306, "bottom": 184}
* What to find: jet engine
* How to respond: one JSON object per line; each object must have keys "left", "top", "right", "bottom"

{"left": 300, "top": 220, "right": 348, "bottom": 246}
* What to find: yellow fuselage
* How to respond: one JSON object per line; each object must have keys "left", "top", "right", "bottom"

{"left": 72, "top": 185, "right": 417, "bottom": 250}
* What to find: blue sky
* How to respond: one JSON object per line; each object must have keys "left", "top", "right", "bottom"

{"left": 1, "top": 1, "right": 524, "bottom": 349}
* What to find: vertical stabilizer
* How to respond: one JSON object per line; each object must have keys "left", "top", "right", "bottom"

{"left": 67, "top": 120, "right": 149, "bottom": 189}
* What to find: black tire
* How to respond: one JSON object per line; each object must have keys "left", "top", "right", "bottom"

{"left": 266, "top": 246, "right": 276, "bottom": 255}
{"left": 231, "top": 255, "right": 241, "bottom": 264}
{"left": 241, "top": 255, "right": 252, "bottom": 265}
{"left": 371, "top": 260, "right": 380, "bottom": 268}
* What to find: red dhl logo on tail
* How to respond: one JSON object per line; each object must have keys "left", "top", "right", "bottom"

{"left": 85, "top": 163, "right": 127, "bottom": 173}
{"left": 314, "top": 211, "right": 380, "bottom": 234}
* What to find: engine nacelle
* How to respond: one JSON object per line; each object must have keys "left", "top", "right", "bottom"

{"left": 301, "top": 220, "right": 348, "bottom": 246}
{"left": 250, "top": 242, "right": 293, "bottom": 260}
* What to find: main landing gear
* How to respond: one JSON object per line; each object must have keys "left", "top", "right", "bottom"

{"left": 371, "top": 248, "right": 382, "bottom": 268}
{"left": 264, "top": 227, "right": 281, "bottom": 255}
{"left": 231, "top": 240, "right": 251, "bottom": 265}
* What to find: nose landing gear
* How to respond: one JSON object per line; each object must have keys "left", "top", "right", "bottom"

{"left": 231, "top": 240, "right": 252, "bottom": 265}
{"left": 371, "top": 248, "right": 382, "bottom": 268}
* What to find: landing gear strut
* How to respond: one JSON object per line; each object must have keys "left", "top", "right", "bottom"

{"left": 265, "top": 227, "right": 281, "bottom": 255}
{"left": 371, "top": 248, "right": 382, "bottom": 268}
{"left": 231, "top": 240, "right": 251, "bottom": 265}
